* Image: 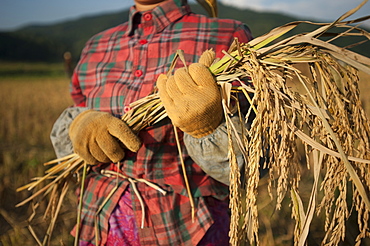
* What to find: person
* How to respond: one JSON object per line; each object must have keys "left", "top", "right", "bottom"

{"left": 50, "top": 0, "right": 253, "bottom": 244}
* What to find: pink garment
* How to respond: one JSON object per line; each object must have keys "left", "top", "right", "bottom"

{"left": 80, "top": 188, "right": 230, "bottom": 246}
{"left": 106, "top": 188, "right": 140, "bottom": 246}
{"left": 79, "top": 188, "right": 140, "bottom": 246}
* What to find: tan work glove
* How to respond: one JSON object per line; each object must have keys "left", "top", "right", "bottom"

{"left": 69, "top": 110, "right": 142, "bottom": 164}
{"left": 156, "top": 50, "right": 223, "bottom": 138}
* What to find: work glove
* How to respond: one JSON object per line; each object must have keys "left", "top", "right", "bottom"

{"left": 156, "top": 50, "right": 223, "bottom": 138}
{"left": 69, "top": 110, "right": 142, "bottom": 164}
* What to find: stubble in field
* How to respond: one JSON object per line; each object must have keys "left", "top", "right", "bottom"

{"left": 0, "top": 76, "right": 75, "bottom": 245}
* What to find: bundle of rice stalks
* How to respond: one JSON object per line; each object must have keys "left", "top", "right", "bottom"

{"left": 17, "top": 1, "right": 370, "bottom": 245}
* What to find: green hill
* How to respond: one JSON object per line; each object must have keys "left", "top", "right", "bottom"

{"left": 0, "top": 3, "right": 368, "bottom": 62}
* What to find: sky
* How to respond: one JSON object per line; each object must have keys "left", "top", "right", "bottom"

{"left": 0, "top": 0, "right": 369, "bottom": 31}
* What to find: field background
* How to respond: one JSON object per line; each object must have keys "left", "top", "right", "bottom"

{"left": 0, "top": 63, "right": 75, "bottom": 245}
{"left": 0, "top": 62, "right": 369, "bottom": 245}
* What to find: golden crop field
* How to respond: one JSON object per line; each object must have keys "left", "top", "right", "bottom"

{"left": 0, "top": 72, "right": 76, "bottom": 245}
{"left": 0, "top": 63, "right": 369, "bottom": 245}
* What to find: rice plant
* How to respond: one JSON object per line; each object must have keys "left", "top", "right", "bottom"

{"left": 17, "top": 1, "right": 370, "bottom": 245}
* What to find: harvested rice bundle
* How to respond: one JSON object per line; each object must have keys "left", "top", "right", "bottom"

{"left": 17, "top": 1, "right": 370, "bottom": 245}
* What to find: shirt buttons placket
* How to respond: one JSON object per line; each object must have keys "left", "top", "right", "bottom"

{"left": 135, "top": 12, "right": 151, "bottom": 79}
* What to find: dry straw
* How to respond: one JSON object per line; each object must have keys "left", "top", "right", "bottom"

{"left": 17, "top": 1, "right": 370, "bottom": 245}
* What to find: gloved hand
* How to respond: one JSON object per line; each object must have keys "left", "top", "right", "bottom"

{"left": 69, "top": 110, "right": 142, "bottom": 164}
{"left": 156, "top": 50, "right": 223, "bottom": 138}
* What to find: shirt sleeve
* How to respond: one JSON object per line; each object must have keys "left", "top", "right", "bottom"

{"left": 70, "top": 42, "right": 91, "bottom": 107}
{"left": 183, "top": 115, "right": 247, "bottom": 185}
{"left": 50, "top": 107, "right": 89, "bottom": 159}
{"left": 233, "top": 23, "right": 253, "bottom": 44}
{"left": 71, "top": 72, "right": 87, "bottom": 107}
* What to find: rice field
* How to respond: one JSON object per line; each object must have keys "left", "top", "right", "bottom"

{"left": 0, "top": 63, "right": 369, "bottom": 245}
{"left": 0, "top": 70, "right": 75, "bottom": 245}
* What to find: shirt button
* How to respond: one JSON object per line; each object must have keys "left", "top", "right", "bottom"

{"left": 139, "top": 39, "right": 148, "bottom": 45}
{"left": 135, "top": 70, "right": 143, "bottom": 77}
{"left": 143, "top": 13, "right": 152, "bottom": 21}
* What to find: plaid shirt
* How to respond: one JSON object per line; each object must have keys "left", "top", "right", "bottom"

{"left": 70, "top": 0, "right": 252, "bottom": 245}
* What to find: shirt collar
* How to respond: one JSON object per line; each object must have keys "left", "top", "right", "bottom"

{"left": 127, "top": 0, "right": 191, "bottom": 35}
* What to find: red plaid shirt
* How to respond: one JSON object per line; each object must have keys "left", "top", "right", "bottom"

{"left": 70, "top": 0, "right": 252, "bottom": 244}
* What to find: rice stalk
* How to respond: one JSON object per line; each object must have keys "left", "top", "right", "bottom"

{"left": 173, "top": 124, "right": 196, "bottom": 222}
{"left": 16, "top": 1, "right": 370, "bottom": 245}
{"left": 224, "top": 106, "right": 243, "bottom": 245}
{"left": 42, "top": 181, "right": 69, "bottom": 246}
{"left": 74, "top": 162, "right": 87, "bottom": 246}
{"left": 298, "top": 149, "right": 323, "bottom": 246}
